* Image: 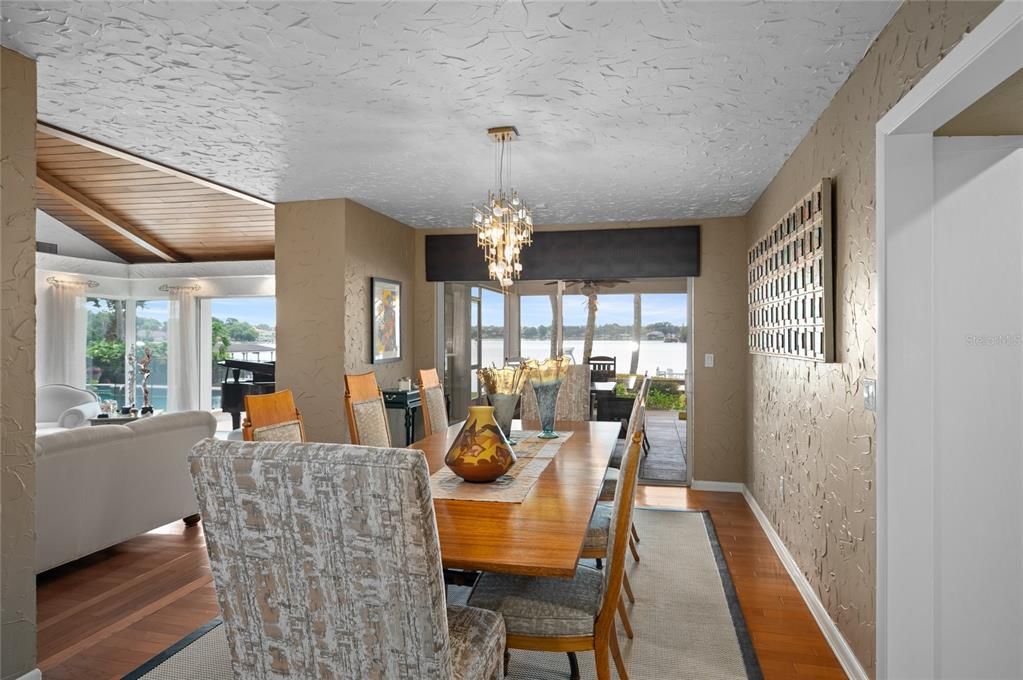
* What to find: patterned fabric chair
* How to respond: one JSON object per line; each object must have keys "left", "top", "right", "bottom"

{"left": 419, "top": 367, "right": 449, "bottom": 437}
{"left": 468, "top": 432, "right": 643, "bottom": 680}
{"left": 344, "top": 371, "right": 391, "bottom": 446}
{"left": 189, "top": 439, "right": 506, "bottom": 680}
{"left": 520, "top": 364, "right": 592, "bottom": 423}
{"left": 242, "top": 389, "right": 305, "bottom": 442}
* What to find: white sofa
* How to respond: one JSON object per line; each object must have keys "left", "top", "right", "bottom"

{"left": 35, "top": 410, "right": 217, "bottom": 573}
{"left": 37, "top": 383, "right": 101, "bottom": 435}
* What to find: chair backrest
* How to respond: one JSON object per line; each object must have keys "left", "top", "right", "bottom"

{"left": 418, "top": 368, "right": 448, "bottom": 437}
{"left": 242, "top": 389, "right": 305, "bottom": 442}
{"left": 520, "top": 364, "right": 592, "bottom": 422}
{"left": 189, "top": 439, "right": 453, "bottom": 679}
{"left": 623, "top": 377, "right": 651, "bottom": 444}
{"left": 345, "top": 372, "right": 391, "bottom": 446}
{"left": 37, "top": 384, "right": 98, "bottom": 423}
{"left": 596, "top": 427, "right": 643, "bottom": 639}
{"left": 588, "top": 355, "right": 617, "bottom": 382}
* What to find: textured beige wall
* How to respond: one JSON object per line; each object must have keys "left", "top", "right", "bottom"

{"left": 415, "top": 217, "right": 748, "bottom": 482}
{"left": 744, "top": 3, "right": 999, "bottom": 675}
{"left": 690, "top": 217, "right": 748, "bottom": 483}
{"left": 276, "top": 199, "right": 417, "bottom": 443}
{"left": 343, "top": 200, "right": 417, "bottom": 441}
{"left": 275, "top": 199, "right": 347, "bottom": 443}
{"left": 0, "top": 45, "right": 38, "bottom": 679}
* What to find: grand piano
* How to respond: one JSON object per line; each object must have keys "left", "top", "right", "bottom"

{"left": 219, "top": 359, "right": 276, "bottom": 429}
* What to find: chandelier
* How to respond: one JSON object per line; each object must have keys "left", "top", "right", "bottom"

{"left": 473, "top": 126, "right": 534, "bottom": 290}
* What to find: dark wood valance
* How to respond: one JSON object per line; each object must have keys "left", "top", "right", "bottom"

{"left": 425, "top": 225, "right": 700, "bottom": 282}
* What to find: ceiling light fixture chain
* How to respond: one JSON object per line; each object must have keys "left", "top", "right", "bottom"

{"left": 473, "top": 126, "right": 534, "bottom": 291}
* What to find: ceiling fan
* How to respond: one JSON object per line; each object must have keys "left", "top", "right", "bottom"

{"left": 544, "top": 279, "right": 630, "bottom": 295}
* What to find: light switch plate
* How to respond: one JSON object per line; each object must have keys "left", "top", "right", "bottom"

{"left": 864, "top": 378, "right": 877, "bottom": 412}
{"left": 704, "top": 353, "right": 715, "bottom": 368}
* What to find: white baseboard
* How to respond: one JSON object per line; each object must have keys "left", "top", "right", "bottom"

{"left": 15, "top": 669, "right": 41, "bottom": 680}
{"left": 690, "top": 480, "right": 745, "bottom": 493}
{"left": 741, "top": 486, "right": 868, "bottom": 680}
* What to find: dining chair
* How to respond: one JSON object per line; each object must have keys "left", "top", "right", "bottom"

{"left": 242, "top": 388, "right": 306, "bottom": 442}
{"left": 344, "top": 371, "right": 391, "bottom": 446}
{"left": 584, "top": 389, "right": 648, "bottom": 640}
{"left": 520, "top": 364, "right": 592, "bottom": 423}
{"left": 607, "top": 377, "right": 651, "bottom": 470}
{"left": 467, "top": 431, "right": 643, "bottom": 680}
{"left": 419, "top": 368, "right": 449, "bottom": 437}
{"left": 189, "top": 439, "right": 506, "bottom": 679}
{"left": 587, "top": 355, "right": 617, "bottom": 382}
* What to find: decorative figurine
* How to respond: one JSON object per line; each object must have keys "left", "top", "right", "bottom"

{"left": 139, "top": 346, "right": 154, "bottom": 415}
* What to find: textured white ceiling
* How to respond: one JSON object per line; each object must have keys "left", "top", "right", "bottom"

{"left": 2, "top": 1, "right": 898, "bottom": 228}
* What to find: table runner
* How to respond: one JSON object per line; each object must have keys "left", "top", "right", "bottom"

{"left": 429, "top": 430, "right": 574, "bottom": 503}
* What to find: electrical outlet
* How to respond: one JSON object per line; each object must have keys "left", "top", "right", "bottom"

{"left": 779, "top": 476, "right": 785, "bottom": 498}
{"left": 704, "top": 353, "right": 715, "bottom": 368}
{"left": 864, "top": 378, "right": 877, "bottom": 412}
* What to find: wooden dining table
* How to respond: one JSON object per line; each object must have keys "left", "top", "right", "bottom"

{"left": 411, "top": 418, "right": 621, "bottom": 578}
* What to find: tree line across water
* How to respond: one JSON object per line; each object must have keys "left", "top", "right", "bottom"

{"left": 474, "top": 322, "right": 688, "bottom": 341}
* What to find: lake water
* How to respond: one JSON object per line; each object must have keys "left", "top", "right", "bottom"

{"left": 482, "top": 339, "right": 687, "bottom": 376}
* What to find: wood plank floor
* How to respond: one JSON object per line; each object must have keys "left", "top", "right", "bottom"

{"left": 37, "top": 487, "right": 846, "bottom": 679}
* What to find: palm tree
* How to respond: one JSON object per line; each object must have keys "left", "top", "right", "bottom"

{"left": 630, "top": 294, "right": 641, "bottom": 374}
{"left": 581, "top": 284, "right": 598, "bottom": 364}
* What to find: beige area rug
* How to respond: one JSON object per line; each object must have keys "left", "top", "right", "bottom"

{"left": 124, "top": 509, "right": 762, "bottom": 680}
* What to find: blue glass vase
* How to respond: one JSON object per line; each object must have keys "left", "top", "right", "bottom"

{"left": 531, "top": 379, "right": 562, "bottom": 439}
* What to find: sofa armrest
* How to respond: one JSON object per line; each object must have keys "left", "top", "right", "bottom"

{"left": 58, "top": 401, "right": 100, "bottom": 429}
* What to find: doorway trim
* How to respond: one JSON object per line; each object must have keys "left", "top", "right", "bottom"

{"left": 875, "top": 4, "right": 1023, "bottom": 678}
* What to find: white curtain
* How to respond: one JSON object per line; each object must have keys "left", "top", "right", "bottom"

{"left": 167, "top": 288, "right": 200, "bottom": 412}
{"left": 38, "top": 282, "right": 86, "bottom": 387}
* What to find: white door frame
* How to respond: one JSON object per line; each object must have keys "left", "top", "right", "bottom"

{"left": 875, "top": 4, "right": 1023, "bottom": 678}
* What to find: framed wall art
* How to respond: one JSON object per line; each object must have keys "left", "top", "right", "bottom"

{"left": 371, "top": 277, "right": 401, "bottom": 363}
{"left": 748, "top": 178, "right": 835, "bottom": 362}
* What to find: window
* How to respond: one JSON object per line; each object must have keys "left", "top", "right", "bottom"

{"left": 208, "top": 297, "right": 276, "bottom": 409}
{"left": 469, "top": 286, "right": 505, "bottom": 398}
{"left": 519, "top": 294, "right": 557, "bottom": 360}
{"left": 85, "top": 297, "right": 127, "bottom": 405}
{"left": 134, "top": 300, "right": 169, "bottom": 410}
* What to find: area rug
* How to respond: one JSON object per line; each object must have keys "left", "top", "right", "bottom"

{"left": 123, "top": 509, "right": 762, "bottom": 680}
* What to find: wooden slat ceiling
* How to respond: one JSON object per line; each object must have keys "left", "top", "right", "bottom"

{"left": 35, "top": 126, "right": 276, "bottom": 263}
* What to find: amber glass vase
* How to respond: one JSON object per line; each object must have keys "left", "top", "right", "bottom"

{"left": 445, "top": 406, "right": 517, "bottom": 483}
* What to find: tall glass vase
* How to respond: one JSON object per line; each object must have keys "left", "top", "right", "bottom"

{"left": 487, "top": 393, "right": 520, "bottom": 444}
{"left": 531, "top": 379, "right": 563, "bottom": 439}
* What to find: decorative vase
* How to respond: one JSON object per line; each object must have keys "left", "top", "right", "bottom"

{"left": 445, "top": 405, "right": 517, "bottom": 483}
{"left": 487, "top": 393, "right": 520, "bottom": 444}
{"left": 531, "top": 379, "right": 563, "bottom": 439}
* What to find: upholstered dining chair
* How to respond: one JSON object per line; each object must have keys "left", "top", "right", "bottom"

{"left": 468, "top": 431, "right": 643, "bottom": 680}
{"left": 520, "top": 364, "right": 592, "bottom": 423}
{"left": 242, "top": 389, "right": 305, "bottom": 442}
{"left": 189, "top": 439, "right": 506, "bottom": 680}
{"left": 344, "top": 371, "right": 391, "bottom": 447}
{"left": 419, "top": 368, "right": 449, "bottom": 437}
{"left": 585, "top": 389, "right": 648, "bottom": 639}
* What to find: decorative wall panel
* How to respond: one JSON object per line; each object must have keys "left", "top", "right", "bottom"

{"left": 745, "top": 3, "right": 999, "bottom": 677}
{"left": 747, "top": 180, "right": 833, "bottom": 362}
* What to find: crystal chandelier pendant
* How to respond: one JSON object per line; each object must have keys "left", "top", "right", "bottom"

{"left": 473, "top": 126, "right": 534, "bottom": 291}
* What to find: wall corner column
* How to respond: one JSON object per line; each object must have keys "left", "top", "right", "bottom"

{"left": 274, "top": 198, "right": 348, "bottom": 443}
{"left": 0, "top": 45, "right": 39, "bottom": 680}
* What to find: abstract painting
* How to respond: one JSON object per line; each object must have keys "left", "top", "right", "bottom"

{"left": 371, "top": 277, "right": 401, "bottom": 363}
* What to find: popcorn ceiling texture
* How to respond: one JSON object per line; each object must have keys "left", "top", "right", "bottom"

{"left": 744, "top": 2, "right": 999, "bottom": 675}
{"left": 0, "top": 1, "right": 896, "bottom": 228}
{"left": 0, "top": 46, "right": 38, "bottom": 678}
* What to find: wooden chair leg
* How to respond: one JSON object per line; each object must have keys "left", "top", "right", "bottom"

{"left": 631, "top": 522, "right": 641, "bottom": 544}
{"left": 567, "top": 651, "right": 580, "bottom": 680}
{"left": 629, "top": 534, "right": 641, "bottom": 563}
{"left": 610, "top": 629, "right": 630, "bottom": 680}
{"left": 617, "top": 596, "right": 634, "bottom": 639}
{"left": 623, "top": 570, "right": 635, "bottom": 604}
{"left": 595, "top": 557, "right": 603, "bottom": 570}
{"left": 595, "top": 643, "right": 612, "bottom": 680}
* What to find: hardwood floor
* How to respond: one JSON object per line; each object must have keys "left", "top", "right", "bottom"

{"left": 37, "top": 487, "right": 846, "bottom": 679}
